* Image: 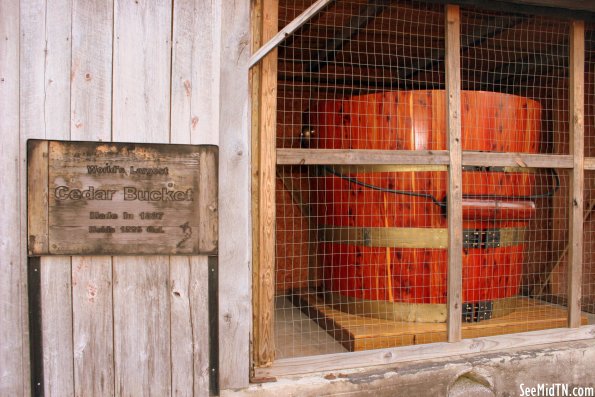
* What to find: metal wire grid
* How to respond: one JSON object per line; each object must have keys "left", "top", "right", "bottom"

{"left": 587, "top": 26, "right": 595, "bottom": 157}
{"left": 275, "top": 166, "right": 453, "bottom": 356}
{"left": 459, "top": 6, "right": 574, "bottom": 337}
{"left": 461, "top": 169, "right": 571, "bottom": 338}
{"left": 584, "top": 172, "right": 595, "bottom": 323}
{"left": 460, "top": 7, "right": 570, "bottom": 154}
{"left": 277, "top": 0, "right": 446, "bottom": 150}
{"left": 583, "top": 25, "right": 595, "bottom": 323}
{"left": 273, "top": 0, "right": 581, "bottom": 358}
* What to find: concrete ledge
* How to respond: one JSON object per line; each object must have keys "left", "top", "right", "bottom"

{"left": 225, "top": 339, "right": 595, "bottom": 396}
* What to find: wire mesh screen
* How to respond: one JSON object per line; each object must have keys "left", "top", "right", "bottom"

{"left": 461, "top": 169, "right": 571, "bottom": 337}
{"left": 272, "top": 0, "right": 584, "bottom": 359}
{"left": 458, "top": 6, "right": 576, "bottom": 338}
{"left": 277, "top": 0, "right": 446, "bottom": 150}
{"left": 583, "top": 25, "right": 595, "bottom": 324}
{"left": 584, "top": 172, "right": 595, "bottom": 324}
{"left": 585, "top": 24, "right": 595, "bottom": 156}
{"left": 460, "top": 8, "right": 570, "bottom": 154}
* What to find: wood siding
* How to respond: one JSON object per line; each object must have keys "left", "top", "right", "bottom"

{"left": 0, "top": 0, "right": 250, "bottom": 394}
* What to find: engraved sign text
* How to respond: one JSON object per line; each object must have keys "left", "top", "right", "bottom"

{"left": 27, "top": 140, "right": 218, "bottom": 256}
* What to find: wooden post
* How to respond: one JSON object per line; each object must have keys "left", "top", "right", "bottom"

{"left": 445, "top": 4, "right": 463, "bottom": 343}
{"left": 568, "top": 20, "right": 585, "bottom": 328}
{"left": 253, "top": 0, "right": 279, "bottom": 368}
{"left": 251, "top": 0, "right": 264, "bottom": 372}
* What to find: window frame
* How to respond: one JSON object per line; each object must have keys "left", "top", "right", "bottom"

{"left": 250, "top": 0, "right": 592, "bottom": 378}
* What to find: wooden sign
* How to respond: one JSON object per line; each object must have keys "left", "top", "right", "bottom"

{"left": 27, "top": 140, "right": 218, "bottom": 256}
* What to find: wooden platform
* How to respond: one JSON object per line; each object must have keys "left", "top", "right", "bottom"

{"left": 291, "top": 290, "right": 589, "bottom": 352}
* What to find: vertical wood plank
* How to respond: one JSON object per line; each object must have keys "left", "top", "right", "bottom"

{"left": 568, "top": 20, "right": 585, "bottom": 328}
{"left": 71, "top": 258, "right": 114, "bottom": 397}
{"left": 445, "top": 4, "right": 463, "bottom": 343}
{"left": 250, "top": 0, "right": 263, "bottom": 373}
{"left": 113, "top": 0, "right": 172, "bottom": 145}
{"left": 170, "top": 255, "right": 195, "bottom": 396}
{"left": 170, "top": 257, "right": 210, "bottom": 397}
{"left": 192, "top": 1, "right": 220, "bottom": 147}
{"left": 113, "top": 257, "right": 171, "bottom": 397}
{"left": 27, "top": 141, "right": 49, "bottom": 256}
{"left": 112, "top": 0, "right": 172, "bottom": 395}
{"left": 42, "top": 0, "right": 74, "bottom": 392}
{"left": 171, "top": 0, "right": 220, "bottom": 147}
{"left": 218, "top": 0, "right": 252, "bottom": 389}
{"left": 70, "top": 0, "right": 114, "bottom": 395}
{"left": 0, "top": 0, "right": 28, "bottom": 394}
{"left": 21, "top": 0, "right": 75, "bottom": 395}
{"left": 170, "top": 1, "right": 218, "bottom": 394}
{"left": 254, "top": 0, "right": 278, "bottom": 368}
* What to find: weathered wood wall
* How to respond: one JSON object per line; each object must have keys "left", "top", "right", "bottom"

{"left": 0, "top": 0, "right": 29, "bottom": 395}
{"left": 0, "top": 0, "right": 250, "bottom": 394}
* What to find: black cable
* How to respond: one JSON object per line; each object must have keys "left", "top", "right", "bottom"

{"left": 321, "top": 166, "right": 560, "bottom": 210}
{"left": 322, "top": 166, "right": 446, "bottom": 208}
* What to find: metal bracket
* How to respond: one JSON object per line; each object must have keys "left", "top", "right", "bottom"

{"left": 462, "top": 165, "right": 506, "bottom": 172}
{"left": 463, "top": 229, "right": 501, "bottom": 249}
{"left": 462, "top": 301, "right": 494, "bottom": 322}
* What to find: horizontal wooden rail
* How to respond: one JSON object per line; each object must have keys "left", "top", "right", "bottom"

{"left": 584, "top": 157, "right": 595, "bottom": 170}
{"left": 254, "top": 325, "right": 595, "bottom": 378}
{"left": 276, "top": 149, "right": 449, "bottom": 165}
{"left": 277, "top": 149, "right": 574, "bottom": 168}
{"left": 463, "top": 152, "right": 573, "bottom": 169}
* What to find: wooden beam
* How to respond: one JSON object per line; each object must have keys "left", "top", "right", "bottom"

{"left": 276, "top": 149, "right": 450, "bottom": 165}
{"left": 486, "top": 53, "right": 567, "bottom": 90}
{"left": 276, "top": 149, "right": 573, "bottom": 168}
{"left": 568, "top": 20, "right": 585, "bottom": 329}
{"left": 486, "top": 36, "right": 595, "bottom": 89}
{"left": 430, "top": 0, "right": 595, "bottom": 20}
{"left": 494, "top": 0, "right": 595, "bottom": 13}
{"left": 254, "top": 324, "right": 595, "bottom": 378}
{"left": 254, "top": 0, "right": 278, "bottom": 369}
{"left": 462, "top": 152, "right": 573, "bottom": 168}
{"left": 305, "top": 0, "right": 389, "bottom": 73}
{"left": 250, "top": 0, "right": 264, "bottom": 376}
{"left": 398, "top": 15, "right": 526, "bottom": 83}
{"left": 445, "top": 4, "right": 463, "bottom": 343}
{"left": 249, "top": 0, "right": 334, "bottom": 68}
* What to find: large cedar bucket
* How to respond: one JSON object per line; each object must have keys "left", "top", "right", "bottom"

{"left": 310, "top": 91, "right": 542, "bottom": 322}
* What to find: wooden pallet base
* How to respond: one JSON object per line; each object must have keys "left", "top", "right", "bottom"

{"left": 291, "top": 289, "right": 588, "bottom": 352}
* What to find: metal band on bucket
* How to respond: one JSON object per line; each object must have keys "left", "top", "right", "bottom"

{"left": 325, "top": 292, "right": 519, "bottom": 323}
{"left": 329, "top": 164, "right": 537, "bottom": 174}
{"left": 319, "top": 226, "right": 526, "bottom": 249}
